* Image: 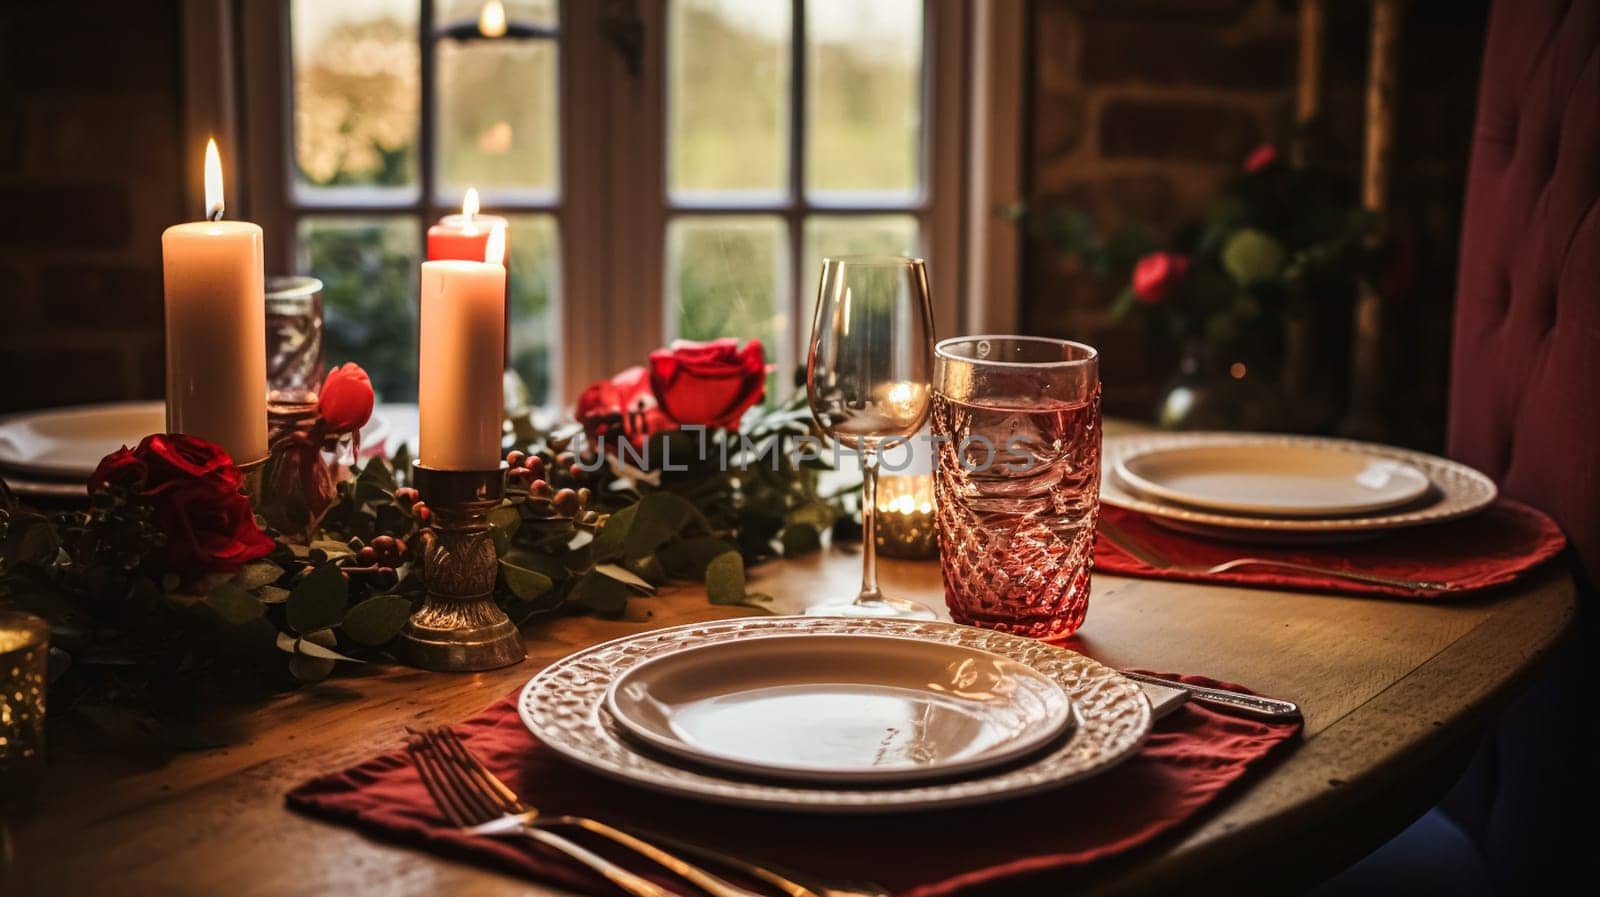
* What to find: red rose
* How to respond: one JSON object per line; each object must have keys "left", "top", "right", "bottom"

{"left": 318, "top": 362, "right": 374, "bottom": 434}
{"left": 140, "top": 432, "right": 241, "bottom": 491}
{"left": 88, "top": 434, "right": 274, "bottom": 577}
{"left": 1244, "top": 143, "right": 1278, "bottom": 173}
{"left": 90, "top": 447, "right": 148, "bottom": 492}
{"left": 647, "top": 338, "right": 766, "bottom": 429}
{"left": 147, "top": 479, "right": 276, "bottom": 575}
{"left": 576, "top": 365, "right": 673, "bottom": 454}
{"left": 1132, "top": 252, "right": 1190, "bottom": 304}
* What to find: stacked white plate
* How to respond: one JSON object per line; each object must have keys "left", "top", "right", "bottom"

{"left": 518, "top": 616, "right": 1157, "bottom": 813}
{"left": 0, "top": 401, "right": 391, "bottom": 499}
{"left": 1102, "top": 432, "right": 1497, "bottom": 542}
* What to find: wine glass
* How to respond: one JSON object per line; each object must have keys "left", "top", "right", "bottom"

{"left": 805, "top": 256, "right": 937, "bottom": 619}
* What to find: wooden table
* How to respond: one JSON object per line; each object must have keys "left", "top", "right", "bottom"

{"left": 5, "top": 548, "right": 1576, "bottom": 896}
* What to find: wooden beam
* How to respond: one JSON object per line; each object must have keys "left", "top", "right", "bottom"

{"left": 1344, "top": 0, "right": 1403, "bottom": 438}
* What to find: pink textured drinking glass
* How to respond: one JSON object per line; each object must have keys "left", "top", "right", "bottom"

{"left": 932, "top": 336, "right": 1102, "bottom": 638}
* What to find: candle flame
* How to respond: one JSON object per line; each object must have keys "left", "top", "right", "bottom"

{"left": 204, "top": 138, "right": 224, "bottom": 221}
{"left": 462, "top": 187, "right": 480, "bottom": 226}
{"left": 484, "top": 222, "right": 506, "bottom": 266}
{"left": 478, "top": 0, "right": 507, "bottom": 38}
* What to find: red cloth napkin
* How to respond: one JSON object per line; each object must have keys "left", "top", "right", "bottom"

{"left": 1095, "top": 499, "right": 1567, "bottom": 600}
{"left": 287, "top": 675, "right": 1299, "bottom": 897}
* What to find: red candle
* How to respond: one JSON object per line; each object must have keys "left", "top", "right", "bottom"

{"left": 428, "top": 188, "right": 509, "bottom": 263}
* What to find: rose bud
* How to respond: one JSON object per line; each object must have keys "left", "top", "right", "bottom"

{"left": 318, "top": 363, "right": 376, "bottom": 434}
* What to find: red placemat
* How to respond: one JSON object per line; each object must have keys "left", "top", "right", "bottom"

{"left": 288, "top": 675, "right": 1300, "bottom": 897}
{"left": 1095, "top": 499, "right": 1567, "bottom": 600}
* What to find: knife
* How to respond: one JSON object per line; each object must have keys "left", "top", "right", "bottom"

{"left": 1120, "top": 670, "right": 1302, "bottom": 721}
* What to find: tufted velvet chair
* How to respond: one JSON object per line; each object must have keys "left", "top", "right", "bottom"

{"left": 1441, "top": 0, "right": 1596, "bottom": 891}
{"left": 1449, "top": 0, "right": 1600, "bottom": 586}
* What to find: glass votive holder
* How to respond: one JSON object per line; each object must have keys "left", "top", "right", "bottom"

{"left": 265, "top": 275, "right": 325, "bottom": 407}
{"left": 0, "top": 611, "right": 48, "bottom": 793}
{"left": 875, "top": 474, "right": 938, "bottom": 560}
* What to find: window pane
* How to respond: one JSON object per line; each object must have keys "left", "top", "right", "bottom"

{"left": 669, "top": 0, "right": 791, "bottom": 202}
{"left": 290, "top": 0, "right": 419, "bottom": 200}
{"left": 295, "top": 217, "right": 420, "bottom": 402}
{"left": 805, "top": 0, "right": 923, "bottom": 203}
{"left": 668, "top": 216, "right": 790, "bottom": 373}
{"left": 436, "top": 0, "right": 557, "bottom": 30}
{"left": 802, "top": 214, "right": 920, "bottom": 309}
{"left": 437, "top": 38, "right": 559, "bottom": 201}
{"left": 505, "top": 213, "right": 559, "bottom": 406}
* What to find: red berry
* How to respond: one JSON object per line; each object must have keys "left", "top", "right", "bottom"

{"left": 553, "top": 488, "right": 580, "bottom": 516}
{"left": 506, "top": 450, "right": 525, "bottom": 468}
{"left": 372, "top": 535, "right": 395, "bottom": 552}
{"left": 394, "top": 538, "right": 406, "bottom": 556}
{"left": 414, "top": 502, "right": 432, "bottom": 524}
{"left": 525, "top": 456, "right": 545, "bottom": 476}
{"left": 569, "top": 464, "right": 584, "bottom": 478}
{"left": 357, "top": 546, "right": 378, "bottom": 565}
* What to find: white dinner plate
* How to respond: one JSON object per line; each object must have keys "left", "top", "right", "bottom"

{"left": 1102, "top": 433, "right": 1497, "bottom": 542}
{"left": 605, "top": 634, "right": 1075, "bottom": 785}
{"left": 521, "top": 616, "right": 1152, "bottom": 813}
{"left": 0, "top": 401, "right": 391, "bottom": 481}
{"left": 1116, "top": 442, "right": 1431, "bottom": 516}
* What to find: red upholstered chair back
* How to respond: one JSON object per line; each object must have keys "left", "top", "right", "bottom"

{"left": 1449, "top": 0, "right": 1600, "bottom": 587}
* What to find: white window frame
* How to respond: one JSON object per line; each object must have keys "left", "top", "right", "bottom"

{"left": 185, "top": 0, "right": 1022, "bottom": 404}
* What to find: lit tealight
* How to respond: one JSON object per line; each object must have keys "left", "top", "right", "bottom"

{"left": 478, "top": 0, "right": 507, "bottom": 38}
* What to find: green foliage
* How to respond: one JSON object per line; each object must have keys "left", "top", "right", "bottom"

{"left": 1028, "top": 141, "right": 1376, "bottom": 355}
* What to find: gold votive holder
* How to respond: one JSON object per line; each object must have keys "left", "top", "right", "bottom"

{"left": 392, "top": 464, "right": 525, "bottom": 672}
{"left": 875, "top": 474, "right": 939, "bottom": 560}
{"left": 0, "top": 612, "right": 48, "bottom": 793}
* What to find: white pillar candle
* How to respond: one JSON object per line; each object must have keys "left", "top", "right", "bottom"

{"left": 419, "top": 225, "right": 506, "bottom": 470}
{"left": 161, "top": 139, "right": 267, "bottom": 465}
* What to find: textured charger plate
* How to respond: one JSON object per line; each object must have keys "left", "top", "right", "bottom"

{"left": 604, "top": 634, "right": 1076, "bottom": 785}
{"left": 1103, "top": 433, "right": 1497, "bottom": 541}
{"left": 520, "top": 616, "right": 1152, "bottom": 813}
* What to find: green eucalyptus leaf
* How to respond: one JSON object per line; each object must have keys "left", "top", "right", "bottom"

{"left": 500, "top": 560, "right": 555, "bottom": 601}
{"left": 590, "top": 504, "right": 636, "bottom": 561}
{"left": 391, "top": 444, "right": 413, "bottom": 478}
{"left": 308, "top": 539, "right": 355, "bottom": 560}
{"left": 566, "top": 529, "right": 594, "bottom": 551}
{"left": 505, "top": 547, "right": 570, "bottom": 581}
{"left": 706, "top": 552, "right": 747, "bottom": 606}
{"left": 624, "top": 493, "right": 702, "bottom": 560}
{"left": 3, "top": 513, "right": 58, "bottom": 566}
{"left": 629, "top": 554, "right": 667, "bottom": 586}
{"left": 778, "top": 524, "right": 823, "bottom": 558}
{"left": 1221, "top": 228, "right": 1287, "bottom": 286}
{"left": 341, "top": 595, "right": 413, "bottom": 646}
{"left": 594, "top": 563, "right": 656, "bottom": 594}
{"left": 257, "top": 585, "right": 292, "bottom": 605}
{"left": 234, "top": 561, "right": 285, "bottom": 590}
{"left": 207, "top": 582, "right": 265, "bottom": 624}
{"left": 489, "top": 504, "right": 522, "bottom": 538}
{"left": 570, "top": 570, "right": 630, "bottom": 616}
{"left": 286, "top": 563, "right": 348, "bottom": 634}
{"left": 656, "top": 537, "right": 738, "bottom": 580}
{"left": 289, "top": 653, "right": 336, "bottom": 683}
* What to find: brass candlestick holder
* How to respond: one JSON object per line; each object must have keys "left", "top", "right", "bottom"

{"left": 392, "top": 463, "right": 524, "bottom": 672}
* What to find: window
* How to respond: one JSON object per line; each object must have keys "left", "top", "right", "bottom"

{"left": 236, "top": 0, "right": 968, "bottom": 405}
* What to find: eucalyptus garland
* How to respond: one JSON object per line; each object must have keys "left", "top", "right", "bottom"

{"left": 0, "top": 390, "right": 853, "bottom": 752}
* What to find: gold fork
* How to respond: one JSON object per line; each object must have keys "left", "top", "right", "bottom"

{"left": 1097, "top": 517, "right": 1459, "bottom": 592}
{"left": 410, "top": 728, "right": 855, "bottom": 897}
